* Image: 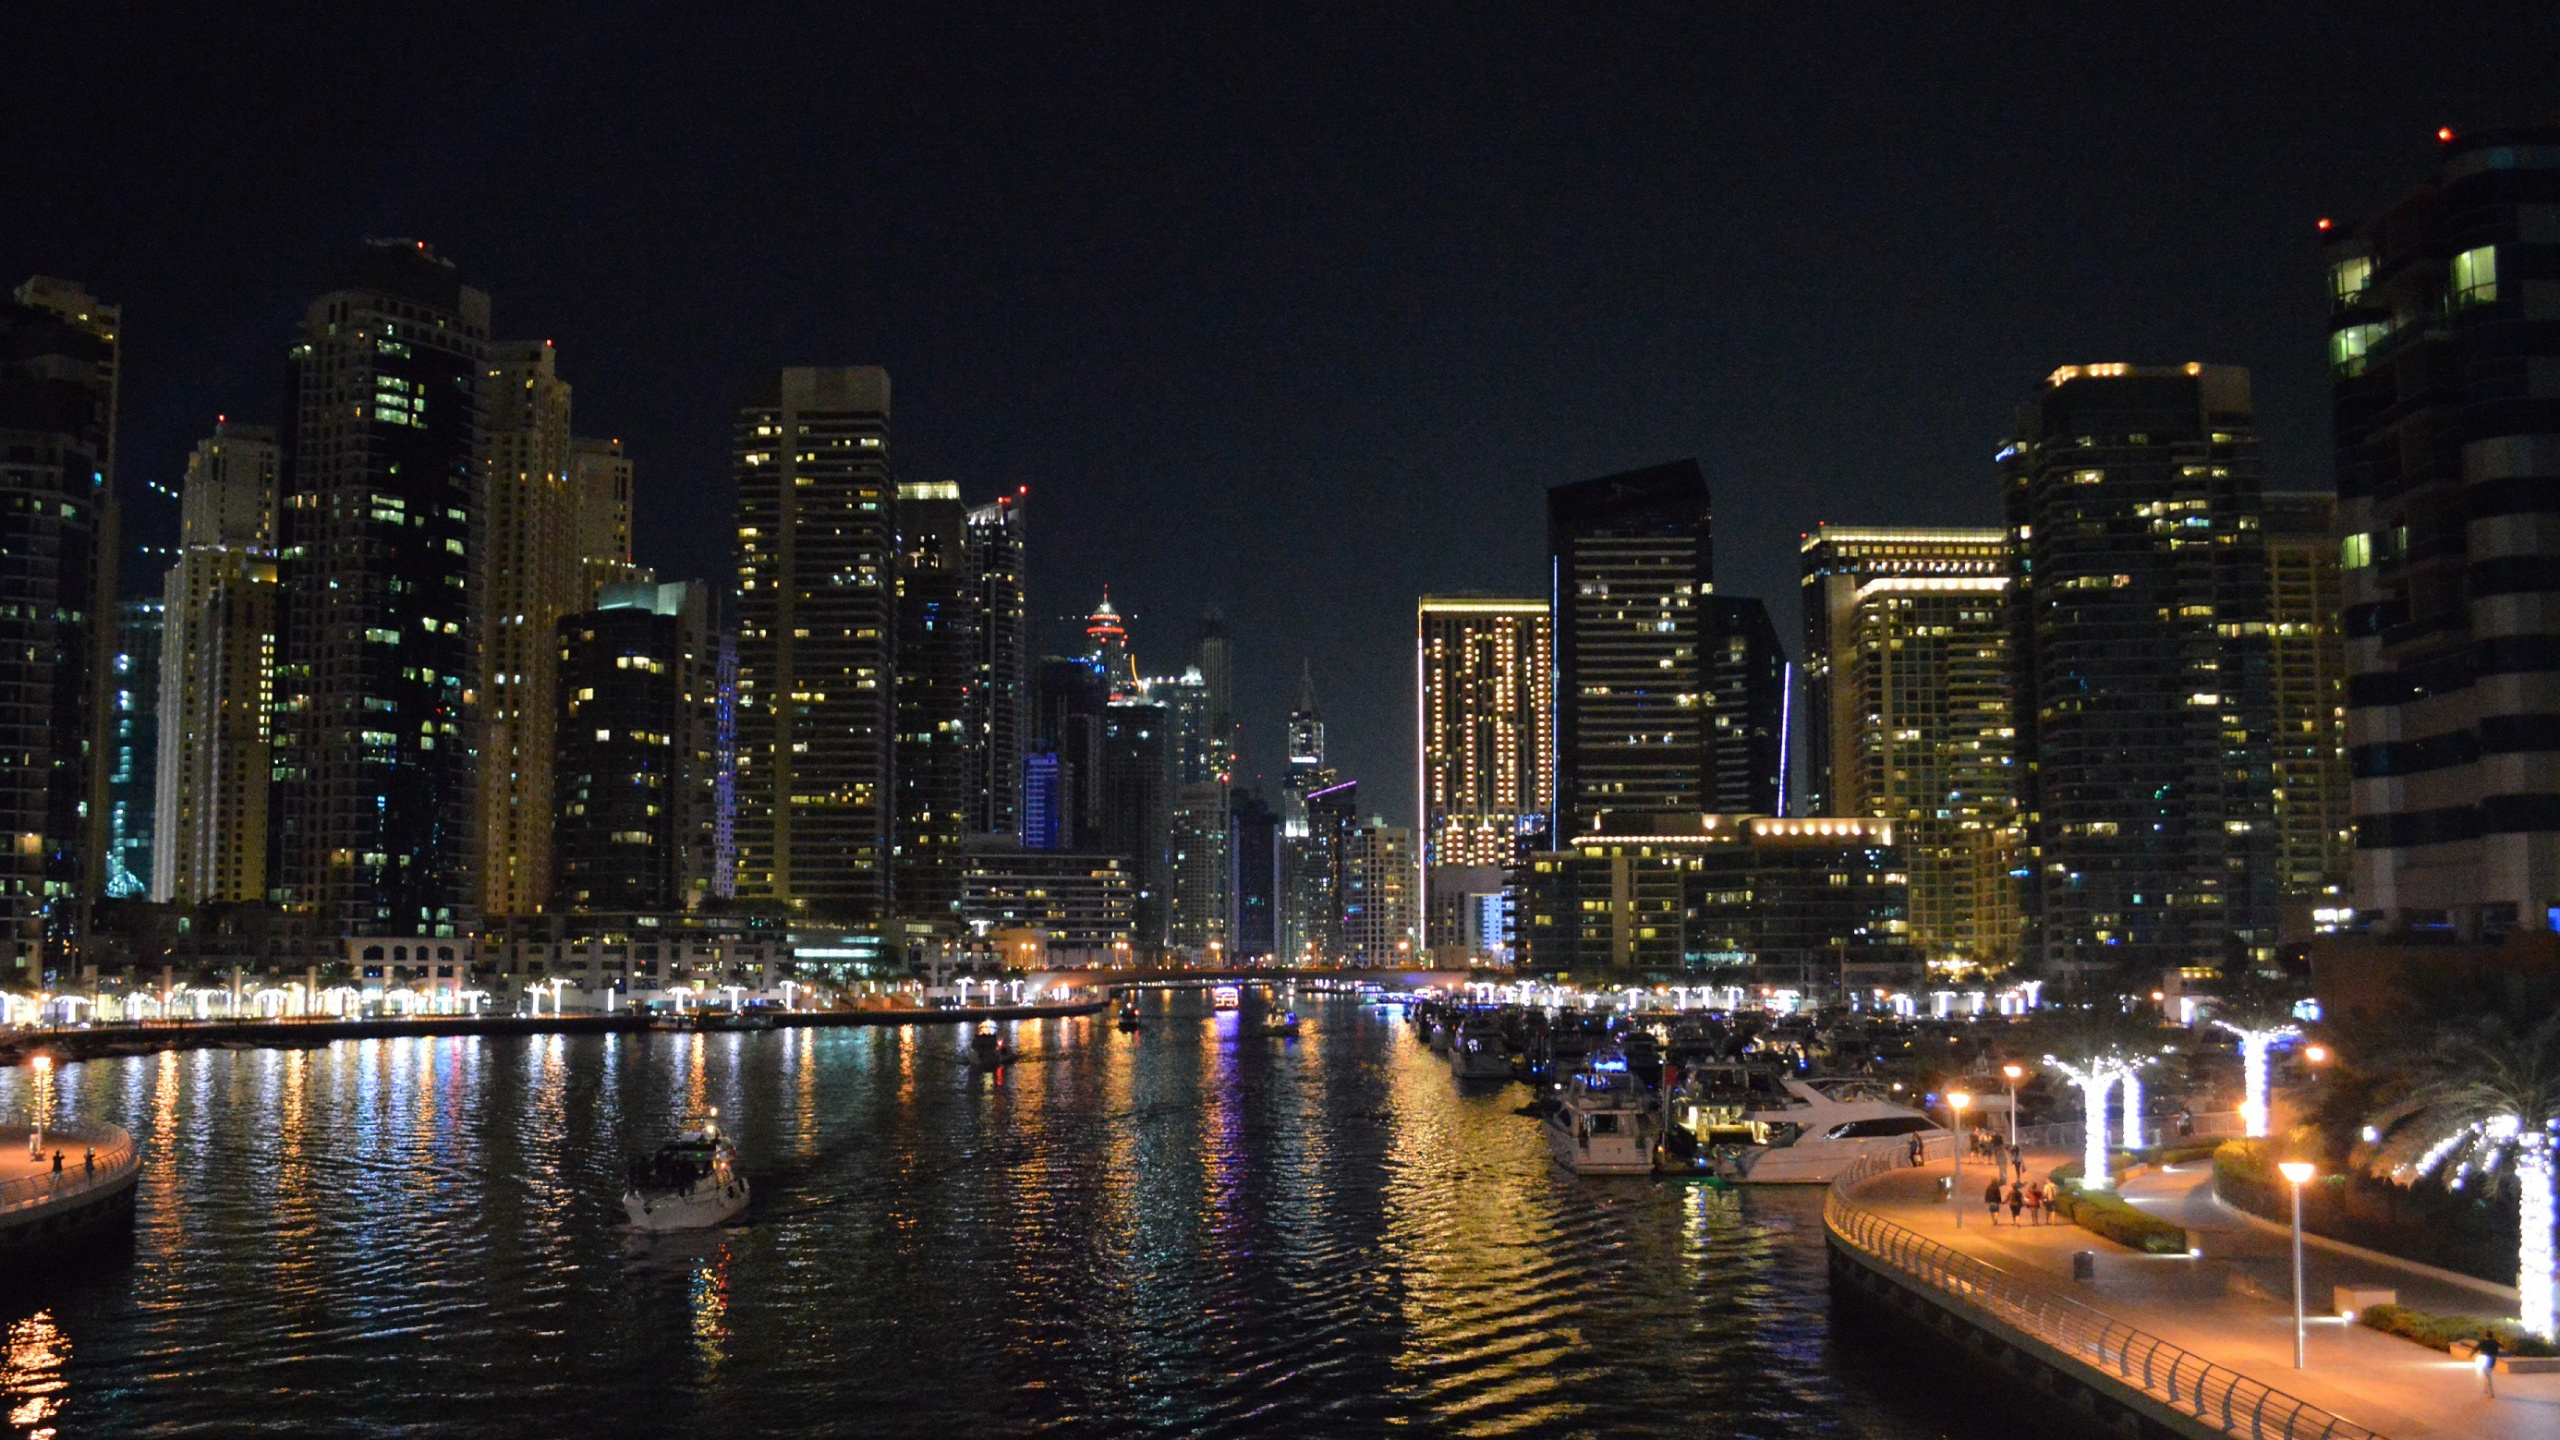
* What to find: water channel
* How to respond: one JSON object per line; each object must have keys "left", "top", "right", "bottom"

{"left": 1, "top": 993, "right": 1968, "bottom": 1437}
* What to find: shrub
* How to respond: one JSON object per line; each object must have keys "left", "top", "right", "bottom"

{"left": 2144, "top": 1138, "right": 2225, "bottom": 1167}
{"left": 2357, "top": 1303, "right": 2555, "bottom": 1358}
{"left": 2044, "top": 1164, "right": 2191, "bottom": 1254}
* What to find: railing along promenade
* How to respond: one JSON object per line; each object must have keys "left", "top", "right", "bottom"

{"left": 1824, "top": 1145, "right": 2384, "bottom": 1440}
{"left": 1, "top": 1124, "right": 139, "bottom": 1218}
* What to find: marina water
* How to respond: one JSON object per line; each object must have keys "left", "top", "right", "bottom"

{"left": 2, "top": 994, "right": 1968, "bottom": 1437}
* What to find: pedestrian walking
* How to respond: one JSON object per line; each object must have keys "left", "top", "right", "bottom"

{"left": 2009, "top": 1141, "right": 2024, "bottom": 1177}
{"left": 1908, "top": 1132, "right": 1925, "bottom": 1168}
{"left": 50, "top": 1150, "right": 62, "bottom": 1175}
{"left": 2041, "top": 1177, "right": 2060, "bottom": 1221}
{"left": 2480, "top": 1329, "right": 2504, "bottom": 1397}
{"left": 82, "top": 1147, "right": 94, "bottom": 1176}
{"left": 2006, "top": 1181, "right": 2025, "bottom": 1225}
{"left": 2021, "top": 1182, "right": 2042, "bottom": 1226}
{"left": 1984, "top": 1177, "right": 2004, "bottom": 1225}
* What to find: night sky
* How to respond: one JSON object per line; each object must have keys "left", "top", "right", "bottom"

{"left": 8, "top": 4, "right": 2554, "bottom": 824}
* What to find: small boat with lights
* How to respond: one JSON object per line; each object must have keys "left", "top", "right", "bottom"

{"left": 1253, "top": 1010, "right": 1301, "bottom": 1038}
{"left": 1542, "top": 1061, "right": 1661, "bottom": 1176}
{"left": 623, "top": 1112, "right": 750, "bottom": 1230}
{"left": 1448, "top": 1015, "right": 1512, "bottom": 1081}
{"left": 1115, "top": 998, "right": 1143, "bottom": 1031}
{"left": 1210, "top": 985, "right": 1242, "bottom": 1011}
{"left": 968, "top": 1020, "right": 1013, "bottom": 1068}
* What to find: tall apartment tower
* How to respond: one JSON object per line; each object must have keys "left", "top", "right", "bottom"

{"left": 732, "top": 366, "right": 897, "bottom": 935}
{"left": 1340, "top": 819, "right": 1416, "bottom": 966}
{"left": 571, "top": 436, "right": 640, "bottom": 597}
{"left": 106, "top": 600, "right": 162, "bottom": 899}
{"left": 1799, "top": 526, "right": 2019, "bottom": 969}
{"left": 0, "top": 278, "right": 119, "bottom": 974}
{"left": 1193, "top": 612, "right": 1237, "bottom": 782}
{"left": 475, "top": 340, "right": 578, "bottom": 920}
{"left": 965, "top": 492, "right": 1027, "bottom": 840}
{"left": 1167, "top": 780, "right": 1231, "bottom": 959}
{"left": 1549, "top": 460, "right": 1713, "bottom": 838}
{"left": 1416, "top": 598, "right": 1554, "bottom": 950}
{"left": 2261, "top": 493, "right": 2351, "bottom": 902}
{"left": 1277, "top": 664, "right": 1336, "bottom": 963}
{"left": 1702, "top": 595, "right": 1791, "bottom": 815}
{"left": 2331, "top": 127, "right": 2560, "bottom": 935}
{"left": 2003, "top": 364, "right": 2276, "bottom": 977}
{"left": 269, "top": 242, "right": 488, "bottom": 939}
{"left": 1229, "top": 788, "right": 1280, "bottom": 963}
{"left": 892, "top": 481, "right": 977, "bottom": 952}
{"left": 156, "top": 423, "right": 279, "bottom": 906}
{"left": 554, "top": 582, "right": 723, "bottom": 912}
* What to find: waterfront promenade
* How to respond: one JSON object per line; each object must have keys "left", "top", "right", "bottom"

{"left": 1852, "top": 1152, "right": 2554, "bottom": 1438}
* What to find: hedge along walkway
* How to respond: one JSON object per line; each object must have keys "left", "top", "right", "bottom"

{"left": 1851, "top": 1156, "right": 2560, "bottom": 1438}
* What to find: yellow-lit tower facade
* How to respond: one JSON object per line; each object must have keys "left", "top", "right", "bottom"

{"left": 1416, "top": 597, "right": 1553, "bottom": 956}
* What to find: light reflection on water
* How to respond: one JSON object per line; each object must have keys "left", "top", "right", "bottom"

{"left": 1, "top": 997, "right": 1962, "bottom": 1438}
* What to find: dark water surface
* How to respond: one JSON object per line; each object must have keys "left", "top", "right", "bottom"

{"left": 1, "top": 995, "right": 1966, "bottom": 1438}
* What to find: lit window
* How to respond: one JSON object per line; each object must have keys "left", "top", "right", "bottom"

{"left": 2452, "top": 246, "right": 2498, "bottom": 306}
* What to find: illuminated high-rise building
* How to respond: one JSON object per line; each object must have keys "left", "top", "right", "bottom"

{"left": 1415, "top": 597, "right": 1553, "bottom": 953}
{"left": 1277, "top": 664, "right": 1336, "bottom": 963}
{"left": 965, "top": 492, "right": 1027, "bottom": 840}
{"left": 2004, "top": 363, "right": 2276, "bottom": 976}
{"left": 1799, "top": 525, "right": 2018, "bottom": 969}
{"left": 1549, "top": 460, "right": 1712, "bottom": 836}
{"left": 1167, "top": 780, "right": 1230, "bottom": 959}
{"left": 2331, "top": 127, "right": 2560, "bottom": 936}
{"left": 1, "top": 277, "right": 118, "bottom": 975}
{"left": 892, "top": 480, "right": 976, "bottom": 955}
{"left": 570, "top": 435, "right": 641, "bottom": 597}
{"left": 1085, "top": 590, "right": 1135, "bottom": 696}
{"left": 475, "top": 340, "right": 577, "bottom": 920}
{"left": 1340, "top": 819, "right": 1416, "bottom": 967}
{"left": 156, "top": 422, "right": 278, "bottom": 907}
{"left": 554, "top": 582, "right": 723, "bottom": 912}
{"left": 106, "top": 599, "right": 162, "bottom": 899}
{"left": 1702, "top": 595, "right": 1790, "bottom": 815}
{"left": 2261, "top": 493, "right": 2350, "bottom": 901}
{"left": 268, "top": 242, "right": 485, "bottom": 939}
{"left": 732, "top": 366, "right": 896, "bottom": 941}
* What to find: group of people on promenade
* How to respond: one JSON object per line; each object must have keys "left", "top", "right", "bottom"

{"left": 1982, "top": 1174, "right": 2059, "bottom": 1224}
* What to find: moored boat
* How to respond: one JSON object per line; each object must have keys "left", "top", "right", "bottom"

{"left": 1542, "top": 1066, "right": 1660, "bottom": 1176}
{"left": 1679, "top": 1074, "right": 1942, "bottom": 1184}
{"left": 1448, "top": 1015, "right": 1512, "bottom": 1081}
{"left": 623, "top": 1111, "right": 750, "bottom": 1230}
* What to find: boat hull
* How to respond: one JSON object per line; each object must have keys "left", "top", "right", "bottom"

{"left": 1449, "top": 1048, "right": 1512, "bottom": 1081}
{"left": 1541, "top": 1113, "right": 1656, "bottom": 1176}
{"left": 1725, "top": 1136, "right": 1921, "bottom": 1185}
{"left": 623, "top": 1176, "right": 750, "bottom": 1230}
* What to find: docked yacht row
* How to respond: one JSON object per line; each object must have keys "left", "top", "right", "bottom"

{"left": 1402, "top": 998, "right": 1947, "bottom": 1182}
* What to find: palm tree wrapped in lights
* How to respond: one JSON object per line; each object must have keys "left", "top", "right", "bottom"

{"left": 2046, "top": 1048, "right": 2142, "bottom": 1191}
{"left": 2364, "top": 1014, "right": 2560, "bottom": 1339}
{"left": 2215, "top": 1014, "right": 2301, "bottom": 1140}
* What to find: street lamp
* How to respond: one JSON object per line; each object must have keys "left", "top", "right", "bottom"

{"left": 2001, "top": 1063, "right": 2025, "bottom": 1149}
{"left": 1948, "top": 1091, "right": 1972, "bottom": 1227}
{"left": 29, "top": 1054, "right": 51, "bottom": 1158}
{"left": 2279, "top": 1160, "right": 2317, "bottom": 1368}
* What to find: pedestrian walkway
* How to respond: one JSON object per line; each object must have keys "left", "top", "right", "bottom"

{"left": 1850, "top": 1153, "right": 2554, "bottom": 1438}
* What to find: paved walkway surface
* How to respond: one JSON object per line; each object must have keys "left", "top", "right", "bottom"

{"left": 0, "top": 1125, "right": 110, "bottom": 1189}
{"left": 1852, "top": 1152, "right": 2556, "bottom": 1439}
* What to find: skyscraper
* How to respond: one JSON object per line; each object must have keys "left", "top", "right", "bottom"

{"left": 1085, "top": 591, "right": 1134, "bottom": 696}
{"left": 475, "top": 340, "right": 576, "bottom": 920}
{"left": 269, "top": 242, "right": 486, "bottom": 939}
{"left": 554, "top": 582, "right": 723, "bottom": 912}
{"left": 1193, "top": 611, "right": 1236, "bottom": 782}
{"left": 106, "top": 600, "right": 161, "bottom": 899}
{"left": 1798, "top": 526, "right": 2018, "bottom": 970}
{"left": 156, "top": 422, "right": 278, "bottom": 907}
{"left": 892, "top": 480, "right": 977, "bottom": 954}
{"left": 0, "top": 277, "right": 118, "bottom": 975}
{"left": 570, "top": 435, "right": 640, "bottom": 597}
{"left": 1549, "top": 460, "right": 1713, "bottom": 837}
{"left": 2003, "top": 363, "right": 2276, "bottom": 977}
{"left": 731, "top": 366, "right": 896, "bottom": 939}
{"left": 1100, "top": 700, "right": 1170, "bottom": 948}
{"left": 965, "top": 492, "right": 1027, "bottom": 841}
{"left": 1277, "top": 664, "right": 1336, "bottom": 963}
{"left": 2261, "top": 493, "right": 2350, "bottom": 903}
{"left": 1031, "top": 655, "right": 1111, "bottom": 848}
{"left": 1340, "top": 819, "right": 1416, "bottom": 967}
{"left": 1702, "top": 595, "right": 1790, "bottom": 815}
{"left": 1415, "top": 597, "right": 1553, "bottom": 953}
{"left": 2331, "top": 127, "right": 2560, "bottom": 937}
{"left": 1294, "top": 778, "right": 1359, "bottom": 963}
{"left": 1167, "top": 780, "right": 1230, "bottom": 960}
{"left": 1229, "top": 788, "right": 1279, "bottom": 964}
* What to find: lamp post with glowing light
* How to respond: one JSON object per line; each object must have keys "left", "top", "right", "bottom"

{"left": 2002, "top": 1064, "right": 2024, "bottom": 1149}
{"left": 1948, "top": 1091, "right": 1971, "bottom": 1226}
{"left": 28, "top": 1054, "right": 52, "bottom": 1158}
{"left": 2279, "top": 1160, "right": 2316, "bottom": 1367}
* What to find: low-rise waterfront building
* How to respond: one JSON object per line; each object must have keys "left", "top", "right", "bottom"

{"left": 960, "top": 845, "right": 1135, "bottom": 966}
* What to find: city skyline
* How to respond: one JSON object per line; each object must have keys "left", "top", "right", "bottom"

{"left": 8, "top": 11, "right": 2550, "bottom": 823}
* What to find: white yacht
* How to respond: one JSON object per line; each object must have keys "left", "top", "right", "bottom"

{"left": 623, "top": 1112, "right": 751, "bottom": 1230}
{"left": 1448, "top": 1016, "right": 1512, "bottom": 1081}
{"left": 1542, "top": 1066, "right": 1661, "bottom": 1175}
{"left": 1683, "top": 1075, "right": 1942, "bottom": 1185}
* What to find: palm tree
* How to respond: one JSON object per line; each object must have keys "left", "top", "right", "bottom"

{"left": 2040, "top": 1003, "right": 2168, "bottom": 1191}
{"left": 2364, "top": 1014, "right": 2560, "bottom": 1339}
{"left": 2205, "top": 971, "right": 2308, "bottom": 1139}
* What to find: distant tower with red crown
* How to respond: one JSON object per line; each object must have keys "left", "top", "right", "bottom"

{"left": 1086, "top": 589, "right": 1134, "bottom": 695}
